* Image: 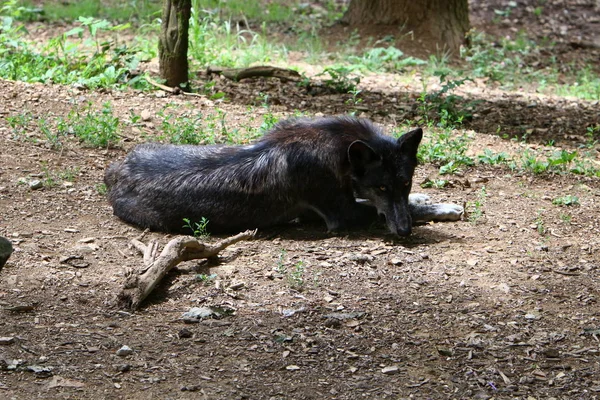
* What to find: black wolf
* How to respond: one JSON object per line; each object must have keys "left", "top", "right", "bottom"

{"left": 104, "top": 116, "right": 462, "bottom": 236}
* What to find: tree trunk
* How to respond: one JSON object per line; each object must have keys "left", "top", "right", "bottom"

{"left": 342, "top": 0, "right": 469, "bottom": 54}
{"left": 159, "top": 0, "right": 191, "bottom": 89}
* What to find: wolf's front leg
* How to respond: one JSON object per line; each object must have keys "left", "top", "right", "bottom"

{"left": 409, "top": 193, "right": 464, "bottom": 223}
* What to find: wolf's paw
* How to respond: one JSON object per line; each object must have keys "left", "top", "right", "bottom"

{"left": 409, "top": 193, "right": 431, "bottom": 205}
{"left": 433, "top": 203, "right": 464, "bottom": 221}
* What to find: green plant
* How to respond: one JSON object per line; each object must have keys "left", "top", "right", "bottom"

{"left": 195, "top": 273, "right": 217, "bottom": 285}
{"left": 188, "top": 4, "right": 286, "bottom": 68}
{"left": 316, "top": 65, "right": 361, "bottom": 93}
{"left": 159, "top": 110, "right": 210, "bottom": 145}
{"left": 411, "top": 129, "right": 474, "bottom": 174}
{"left": 6, "top": 111, "right": 32, "bottom": 138}
{"left": 552, "top": 195, "right": 579, "bottom": 207}
{"left": 559, "top": 213, "right": 572, "bottom": 224}
{"left": 287, "top": 261, "right": 305, "bottom": 290}
{"left": 584, "top": 124, "right": 599, "bottom": 148}
{"left": 0, "top": 6, "right": 149, "bottom": 90}
{"left": 275, "top": 250, "right": 306, "bottom": 290}
{"left": 57, "top": 102, "right": 120, "bottom": 148}
{"left": 467, "top": 186, "right": 487, "bottom": 224}
{"left": 418, "top": 74, "right": 473, "bottom": 128}
{"left": 534, "top": 209, "right": 546, "bottom": 236}
{"left": 37, "top": 118, "right": 63, "bottom": 149}
{"left": 96, "top": 183, "right": 107, "bottom": 195}
{"left": 478, "top": 149, "right": 510, "bottom": 165}
{"left": 420, "top": 179, "right": 449, "bottom": 189}
{"left": 348, "top": 46, "right": 425, "bottom": 73}
{"left": 183, "top": 217, "right": 210, "bottom": 239}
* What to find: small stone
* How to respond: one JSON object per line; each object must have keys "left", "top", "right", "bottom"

{"left": 29, "top": 180, "right": 43, "bottom": 190}
{"left": 116, "top": 364, "right": 131, "bottom": 372}
{"left": 381, "top": 365, "right": 399, "bottom": 375}
{"left": 178, "top": 328, "right": 193, "bottom": 339}
{"left": 116, "top": 345, "right": 133, "bottom": 357}
{"left": 140, "top": 109, "right": 153, "bottom": 121}
{"left": 389, "top": 258, "right": 403, "bottom": 266}
{"left": 0, "top": 337, "right": 15, "bottom": 345}
{"left": 286, "top": 365, "right": 300, "bottom": 371}
{"left": 229, "top": 280, "right": 245, "bottom": 290}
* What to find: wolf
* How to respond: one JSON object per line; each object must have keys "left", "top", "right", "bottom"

{"left": 104, "top": 116, "right": 463, "bottom": 236}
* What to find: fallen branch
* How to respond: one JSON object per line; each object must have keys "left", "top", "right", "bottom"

{"left": 207, "top": 65, "right": 301, "bottom": 82}
{"left": 146, "top": 76, "right": 204, "bottom": 97}
{"left": 118, "top": 230, "right": 256, "bottom": 310}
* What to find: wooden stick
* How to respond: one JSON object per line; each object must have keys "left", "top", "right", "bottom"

{"left": 207, "top": 65, "right": 301, "bottom": 82}
{"left": 118, "top": 230, "right": 256, "bottom": 310}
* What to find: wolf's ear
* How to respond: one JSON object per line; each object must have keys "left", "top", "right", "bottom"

{"left": 348, "top": 140, "right": 381, "bottom": 175}
{"left": 397, "top": 128, "right": 423, "bottom": 158}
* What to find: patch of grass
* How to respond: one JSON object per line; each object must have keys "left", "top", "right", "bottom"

{"left": 39, "top": 163, "right": 79, "bottom": 188}
{"left": 0, "top": 5, "right": 150, "bottom": 90}
{"left": 189, "top": 3, "right": 287, "bottom": 68}
{"left": 275, "top": 250, "right": 307, "bottom": 291}
{"left": 18, "top": 0, "right": 161, "bottom": 25}
{"left": 6, "top": 111, "right": 33, "bottom": 138}
{"left": 348, "top": 46, "right": 426, "bottom": 73}
{"left": 461, "top": 30, "right": 541, "bottom": 84}
{"left": 57, "top": 102, "right": 121, "bottom": 148}
{"left": 478, "top": 149, "right": 511, "bottom": 166}
{"left": 96, "top": 183, "right": 107, "bottom": 196}
{"left": 552, "top": 195, "right": 579, "bottom": 207}
{"left": 418, "top": 74, "right": 474, "bottom": 129}
{"left": 183, "top": 217, "right": 210, "bottom": 239}
{"left": 315, "top": 65, "right": 362, "bottom": 93}
{"left": 559, "top": 213, "right": 572, "bottom": 224}
{"left": 555, "top": 68, "right": 600, "bottom": 101}
{"left": 407, "top": 128, "right": 474, "bottom": 175}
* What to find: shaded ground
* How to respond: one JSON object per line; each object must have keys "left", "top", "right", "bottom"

{"left": 1, "top": 1, "right": 600, "bottom": 399}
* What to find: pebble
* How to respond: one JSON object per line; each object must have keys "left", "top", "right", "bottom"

{"left": 116, "top": 345, "right": 133, "bottom": 357}
{"left": 381, "top": 365, "right": 399, "bottom": 375}
{"left": 0, "top": 337, "right": 15, "bottom": 345}
{"left": 29, "top": 180, "right": 43, "bottom": 190}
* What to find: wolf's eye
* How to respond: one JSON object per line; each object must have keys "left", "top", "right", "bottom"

{"left": 404, "top": 181, "right": 411, "bottom": 187}
{"left": 379, "top": 186, "right": 387, "bottom": 192}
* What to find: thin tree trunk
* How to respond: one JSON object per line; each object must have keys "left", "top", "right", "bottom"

{"left": 159, "top": 0, "right": 191, "bottom": 89}
{"left": 342, "top": 0, "right": 469, "bottom": 53}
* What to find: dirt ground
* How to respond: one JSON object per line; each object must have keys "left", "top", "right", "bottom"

{"left": 1, "top": 1, "right": 600, "bottom": 399}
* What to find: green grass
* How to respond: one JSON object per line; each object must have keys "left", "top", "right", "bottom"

{"left": 17, "top": 0, "right": 161, "bottom": 24}
{"left": 467, "top": 186, "right": 487, "bottom": 224}
{"left": 405, "top": 128, "right": 474, "bottom": 175}
{"left": 57, "top": 102, "right": 121, "bottom": 148}
{"left": 0, "top": 7, "right": 150, "bottom": 90}
{"left": 188, "top": 1, "right": 287, "bottom": 68}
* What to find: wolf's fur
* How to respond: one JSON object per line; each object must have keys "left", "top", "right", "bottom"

{"left": 105, "top": 116, "right": 462, "bottom": 236}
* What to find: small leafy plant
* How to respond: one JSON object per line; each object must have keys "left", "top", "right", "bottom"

{"left": 467, "top": 186, "right": 487, "bottom": 224}
{"left": 183, "top": 217, "right": 210, "bottom": 239}
{"left": 552, "top": 195, "right": 579, "bottom": 207}
{"left": 316, "top": 66, "right": 361, "bottom": 93}
{"left": 57, "top": 102, "right": 120, "bottom": 148}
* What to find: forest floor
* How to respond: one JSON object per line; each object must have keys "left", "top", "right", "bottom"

{"left": 0, "top": 0, "right": 600, "bottom": 399}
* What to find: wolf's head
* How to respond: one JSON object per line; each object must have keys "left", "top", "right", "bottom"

{"left": 348, "top": 128, "right": 422, "bottom": 236}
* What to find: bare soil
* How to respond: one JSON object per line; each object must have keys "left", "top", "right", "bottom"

{"left": 1, "top": 1, "right": 600, "bottom": 399}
